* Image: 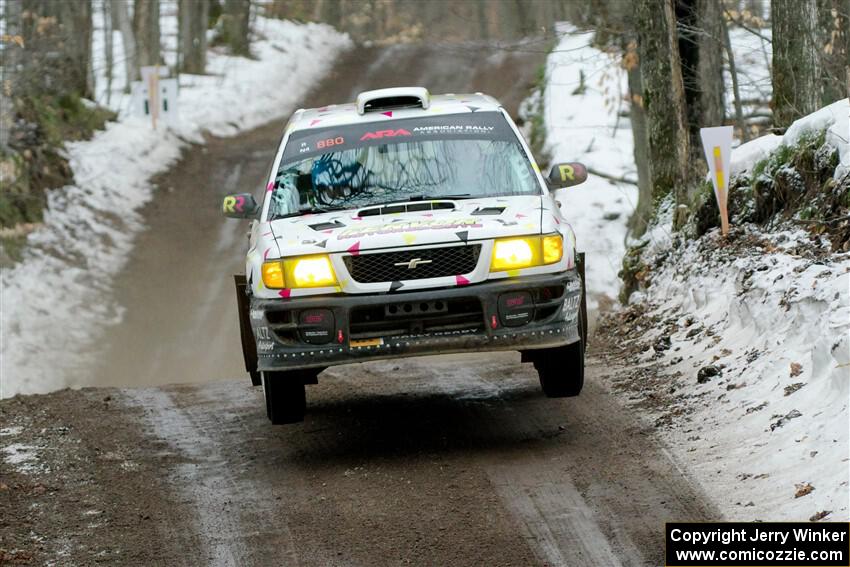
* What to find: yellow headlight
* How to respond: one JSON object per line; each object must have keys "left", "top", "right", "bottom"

{"left": 262, "top": 261, "right": 285, "bottom": 288}
{"left": 542, "top": 234, "right": 563, "bottom": 264}
{"left": 491, "top": 237, "right": 539, "bottom": 270}
{"left": 283, "top": 255, "right": 338, "bottom": 288}
{"left": 491, "top": 235, "right": 563, "bottom": 272}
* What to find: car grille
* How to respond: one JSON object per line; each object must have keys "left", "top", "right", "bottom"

{"left": 343, "top": 244, "right": 482, "bottom": 284}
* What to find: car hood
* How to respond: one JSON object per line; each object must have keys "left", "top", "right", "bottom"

{"left": 266, "top": 195, "right": 547, "bottom": 256}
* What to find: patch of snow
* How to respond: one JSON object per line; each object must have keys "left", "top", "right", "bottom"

{"left": 0, "top": 426, "right": 23, "bottom": 437}
{"left": 0, "top": 19, "right": 352, "bottom": 398}
{"left": 2, "top": 442, "right": 40, "bottom": 473}
{"left": 543, "top": 24, "right": 637, "bottom": 311}
{"left": 730, "top": 134, "right": 783, "bottom": 176}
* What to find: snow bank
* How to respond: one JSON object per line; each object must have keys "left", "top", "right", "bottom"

{"left": 643, "top": 230, "right": 849, "bottom": 521}
{"left": 617, "top": 107, "right": 850, "bottom": 520}
{"left": 729, "top": 98, "right": 849, "bottom": 179}
{"left": 542, "top": 24, "right": 637, "bottom": 311}
{"left": 0, "top": 19, "right": 351, "bottom": 398}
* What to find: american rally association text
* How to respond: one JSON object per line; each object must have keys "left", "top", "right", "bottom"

{"left": 670, "top": 527, "right": 848, "bottom": 547}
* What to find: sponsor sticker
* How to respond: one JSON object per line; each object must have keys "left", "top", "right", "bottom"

{"left": 350, "top": 338, "right": 384, "bottom": 348}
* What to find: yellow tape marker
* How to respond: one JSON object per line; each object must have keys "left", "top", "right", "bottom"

{"left": 713, "top": 146, "right": 725, "bottom": 191}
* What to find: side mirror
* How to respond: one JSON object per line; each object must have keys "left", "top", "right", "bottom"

{"left": 222, "top": 193, "right": 259, "bottom": 219}
{"left": 547, "top": 162, "right": 588, "bottom": 188}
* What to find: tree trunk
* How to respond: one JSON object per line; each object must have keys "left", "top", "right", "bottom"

{"left": 103, "top": 0, "right": 114, "bottom": 105}
{"left": 476, "top": 0, "right": 489, "bottom": 40}
{"left": 625, "top": 42, "right": 653, "bottom": 238}
{"left": 697, "top": 0, "right": 725, "bottom": 128}
{"left": 634, "top": 0, "right": 691, "bottom": 228}
{"left": 1, "top": 0, "right": 23, "bottom": 153}
{"left": 320, "top": 0, "right": 342, "bottom": 28}
{"left": 675, "top": 0, "right": 703, "bottom": 160}
{"left": 52, "top": 0, "right": 95, "bottom": 99}
{"left": 111, "top": 0, "right": 136, "bottom": 91}
{"left": 178, "top": 0, "right": 209, "bottom": 74}
{"left": 771, "top": 0, "right": 821, "bottom": 128}
{"left": 133, "top": 0, "right": 161, "bottom": 70}
{"left": 817, "top": 0, "right": 850, "bottom": 105}
{"left": 220, "top": 0, "right": 252, "bottom": 57}
{"left": 722, "top": 15, "right": 748, "bottom": 141}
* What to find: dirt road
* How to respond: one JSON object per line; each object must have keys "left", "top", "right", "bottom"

{"left": 1, "top": 45, "right": 718, "bottom": 565}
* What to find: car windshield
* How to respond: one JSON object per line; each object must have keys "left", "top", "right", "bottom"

{"left": 266, "top": 112, "right": 540, "bottom": 220}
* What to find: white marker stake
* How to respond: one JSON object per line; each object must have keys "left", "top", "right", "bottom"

{"left": 700, "top": 126, "right": 734, "bottom": 236}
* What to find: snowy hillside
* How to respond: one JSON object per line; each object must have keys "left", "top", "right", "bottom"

{"left": 600, "top": 101, "right": 849, "bottom": 521}
{"left": 0, "top": 18, "right": 351, "bottom": 398}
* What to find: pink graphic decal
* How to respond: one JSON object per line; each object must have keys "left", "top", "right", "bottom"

{"left": 350, "top": 216, "right": 362, "bottom": 221}
{"left": 278, "top": 289, "right": 291, "bottom": 298}
{"left": 263, "top": 247, "right": 271, "bottom": 260}
{"left": 552, "top": 215, "right": 560, "bottom": 225}
{"left": 322, "top": 229, "right": 334, "bottom": 234}
{"left": 309, "top": 119, "right": 321, "bottom": 126}
{"left": 262, "top": 231, "right": 273, "bottom": 237}
{"left": 515, "top": 213, "right": 526, "bottom": 219}
{"left": 347, "top": 241, "right": 361, "bottom": 255}
{"left": 456, "top": 275, "right": 470, "bottom": 286}
{"left": 422, "top": 213, "right": 433, "bottom": 217}
{"left": 382, "top": 111, "right": 393, "bottom": 117}
{"left": 266, "top": 181, "right": 274, "bottom": 192}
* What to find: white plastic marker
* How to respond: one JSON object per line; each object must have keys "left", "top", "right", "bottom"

{"left": 132, "top": 66, "right": 177, "bottom": 129}
{"left": 699, "top": 126, "right": 734, "bottom": 236}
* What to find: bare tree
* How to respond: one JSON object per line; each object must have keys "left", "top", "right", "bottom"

{"left": 178, "top": 0, "right": 209, "bottom": 74}
{"left": 103, "top": 0, "right": 114, "bottom": 104}
{"left": 623, "top": 40, "right": 654, "bottom": 238}
{"left": 817, "top": 0, "right": 850, "bottom": 104}
{"left": 134, "top": 0, "right": 162, "bottom": 69}
{"left": 722, "top": 13, "right": 748, "bottom": 141}
{"left": 697, "top": 0, "right": 725, "bottom": 128}
{"left": 771, "top": 0, "right": 821, "bottom": 127}
{"left": 220, "top": 0, "right": 252, "bottom": 57}
{"left": 111, "top": 0, "right": 136, "bottom": 90}
{"left": 1, "top": 0, "right": 23, "bottom": 153}
{"left": 634, "top": 0, "right": 691, "bottom": 228}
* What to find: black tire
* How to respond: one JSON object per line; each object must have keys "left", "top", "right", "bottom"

{"left": 535, "top": 330, "right": 585, "bottom": 398}
{"left": 261, "top": 371, "right": 306, "bottom": 424}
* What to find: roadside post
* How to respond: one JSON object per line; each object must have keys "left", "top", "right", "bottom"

{"left": 131, "top": 66, "right": 178, "bottom": 129}
{"left": 699, "top": 126, "right": 734, "bottom": 236}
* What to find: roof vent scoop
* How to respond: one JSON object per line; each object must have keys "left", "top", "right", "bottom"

{"left": 356, "top": 87, "right": 431, "bottom": 115}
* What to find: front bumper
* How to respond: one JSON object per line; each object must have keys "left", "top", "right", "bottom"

{"left": 250, "top": 270, "right": 582, "bottom": 371}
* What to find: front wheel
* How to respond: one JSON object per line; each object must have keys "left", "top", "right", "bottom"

{"left": 261, "top": 371, "right": 306, "bottom": 424}
{"left": 535, "top": 336, "right": 584, "bottom": 398}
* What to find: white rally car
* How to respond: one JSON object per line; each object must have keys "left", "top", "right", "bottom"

{"left": 223, "top": 87, "right": 589, "bottom": 424}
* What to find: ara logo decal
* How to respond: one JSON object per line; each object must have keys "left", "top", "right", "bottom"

{"left": 359, "top": 129, "right": 412, "bottom": 141}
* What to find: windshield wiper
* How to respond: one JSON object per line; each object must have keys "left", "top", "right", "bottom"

{"left": 270, "top": 207, "right": 345, "bottom": 221}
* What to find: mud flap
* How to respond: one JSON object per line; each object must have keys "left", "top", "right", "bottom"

{"left": 577, "top": 251, "right": 588, "bottom": 348}
{"left": 234, "top": 274, "right": 260, "bottom": 386}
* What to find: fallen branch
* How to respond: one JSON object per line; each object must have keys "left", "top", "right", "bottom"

{"left": 587, "top": 167, "right": 638, "bottom": 185}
